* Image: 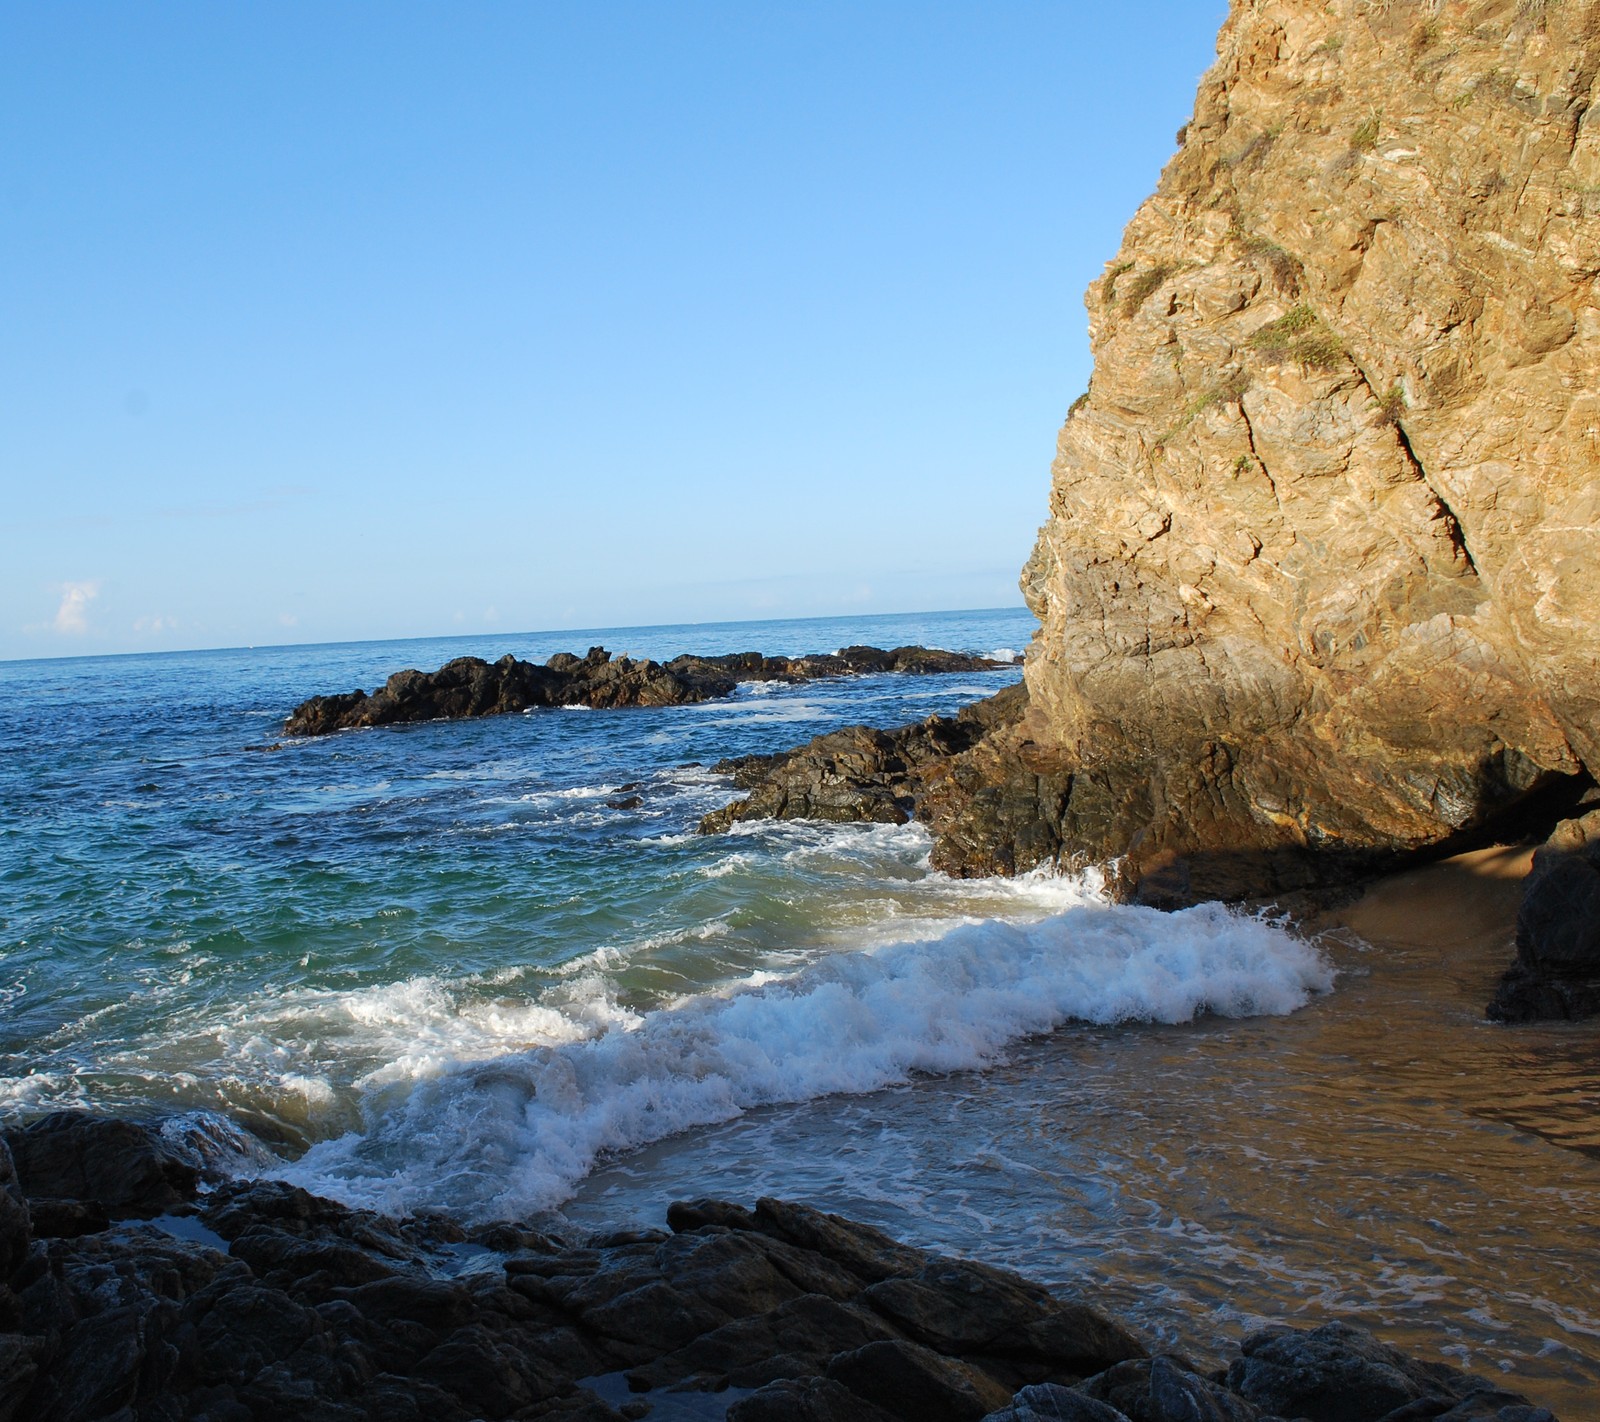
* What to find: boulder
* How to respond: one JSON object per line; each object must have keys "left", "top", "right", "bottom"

{"left": 1225, "top": 1322, "right": 1534, "bottom": 1422}
{"left": 4, "top": 1114, "right": 199, "bottom": 1219}
{"left": 1489, "top": 815, "right": 1600, "bottom": 1021}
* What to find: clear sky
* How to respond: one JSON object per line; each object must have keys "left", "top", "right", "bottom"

{"left": 2, "top": 1, "right": 1227, "bottom": 660}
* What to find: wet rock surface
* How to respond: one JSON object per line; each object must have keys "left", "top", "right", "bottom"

{"left": 283, "top": 645, "right": 1012, "bottom": 737}
{"left": 0, "top": 1115, "right": 1562, "bottom": 1421}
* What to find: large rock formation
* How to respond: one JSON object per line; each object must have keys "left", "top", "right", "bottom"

{"left": 1002, "top": 0, "right": 1600, "bottom": 903}
{"left": 707, "top": 0, "right": 1600, "bottom": 908}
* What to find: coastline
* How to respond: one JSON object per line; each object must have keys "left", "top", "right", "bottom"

{"left": 0, "top": 844, "right": 1590, "bottom": 1418}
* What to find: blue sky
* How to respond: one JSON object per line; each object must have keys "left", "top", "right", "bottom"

{"left": 2, "top": 1, "right": 1227, "bottom": 660}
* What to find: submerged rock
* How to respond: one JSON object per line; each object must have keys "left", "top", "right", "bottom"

{"left": 283, "top": 644, "right": 1013, "bottom": 737}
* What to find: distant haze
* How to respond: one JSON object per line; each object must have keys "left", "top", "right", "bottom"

{"left": 1, "top": 1, "right": 1227, "bottom": 660}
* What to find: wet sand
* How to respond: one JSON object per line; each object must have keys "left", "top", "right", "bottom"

{"left": 1319, "top": 843, "right": 1534, "bottom": 958}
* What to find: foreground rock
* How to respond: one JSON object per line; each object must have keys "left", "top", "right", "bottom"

{"left": 283, "top": 645, "right": 1012, "bottom": 737}
{"left": 1489, "top": 804, "right": 1600, "bottom": 1023}
{"left": 0, "top": 1115, "right": 1560, "bottom": 1421}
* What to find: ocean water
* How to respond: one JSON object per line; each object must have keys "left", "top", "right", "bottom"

{"left": 3, "top": 606, "right": 1597, "bottom": 1413}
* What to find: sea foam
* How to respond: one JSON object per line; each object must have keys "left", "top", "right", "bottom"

{"left": 280, "top": 901, "right": 1333, "bottom": 1221}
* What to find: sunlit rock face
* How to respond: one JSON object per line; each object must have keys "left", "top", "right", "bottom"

{"left": 938, "top": 0, "right": 1600, "bottom": 901}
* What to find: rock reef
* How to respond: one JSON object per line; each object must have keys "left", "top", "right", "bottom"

{"left": 0, "top": 1115, "right": 1561, "bottom": 1421}
{"left": 283, "top": 646, "right": 1010, "bottom": 738}
{"left": 706, "top": 0, "right": 1600, "bottom": 917}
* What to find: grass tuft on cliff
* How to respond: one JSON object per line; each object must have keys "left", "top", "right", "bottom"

{"left": 1120, "top": 263, "right": 1175, "bottom": 317}
{"left": 1248, "top": 304, "right": 1346, "bottom": 371}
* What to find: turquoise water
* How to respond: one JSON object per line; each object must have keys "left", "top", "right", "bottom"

{"left": 3, "top": 605, "right": 1597, "bottom": 1413}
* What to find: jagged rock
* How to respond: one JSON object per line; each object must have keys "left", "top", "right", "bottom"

{"left": 747, "top": 1197, "right": 931, "bottom": 1286}
{"left": 0, "top": 1180, "right": 1560, "bottom": 1421}
{"left": 0, "top": 1138, "right": 31, "bottom": 1278}
{"left": 284, "top": 645, "right": 1010, "bottom": 737}
{"left": 728, "top": 1375, "right": 903, "bottom": 1422}
{"left": 624, "top": 1293, "right": 903, "bottom": 1390}
{"left": 1489, "top": 810, "right": 1600, "bottom": 1021}
{"left": 1077, "top": 1355, "right": 1264, "bottom": 1422}
{"left": 699, "top": 684, "right": 1028, "bottom": 836}
{"left": 997, "top": 0, "right": 1600, "bottom": 902}
{"left": 1225, "top": 1321, "right": 1530, "bottom": 1422}
{"left": 859, "top": 1257, "right": 1145, "bottom": 1374}
{"left": 4, "top": 1114, "right": 199, "bottom": 1219}
{"left": 982, "top": 1382, "right": 1133, "bottom": 1422}
{"left": 24, "top": 1200, "right": 111, "bottom": 1241}
{"left": 826, "top": 1337, "right": 1014, "bottom": 1422}
{"left": 0, "top": 1333, "right": 45, "bottom": 1422}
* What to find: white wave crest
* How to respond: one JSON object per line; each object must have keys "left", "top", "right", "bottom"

{"left": 280, "top": 902, "right": 1333, "bottom": 1221}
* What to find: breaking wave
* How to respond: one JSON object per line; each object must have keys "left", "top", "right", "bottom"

{"left": 280, "top": 901, "right": 1332, "bottom": 1221}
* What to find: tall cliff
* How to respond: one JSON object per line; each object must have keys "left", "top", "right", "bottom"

{"left": 928, "top": 0, "right": 1600, "bottom": 902}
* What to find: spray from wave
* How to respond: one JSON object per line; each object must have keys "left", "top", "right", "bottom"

{"left": 280, "top": 901, "right": 1333, "bottom": 1221}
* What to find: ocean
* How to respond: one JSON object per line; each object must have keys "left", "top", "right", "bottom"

{"left": 2, "top": 605, "right": 1596, "bottom": 1412}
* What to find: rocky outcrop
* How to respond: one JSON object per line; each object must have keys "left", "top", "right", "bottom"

{"left": 284, "top": 645, "right": 1012, "bottom": 737}
{"left": 706, "top": 0, "right": 1600, "bottom": 907}
{"left": 700, "top": 682, "right": 1028, "bottom": 835}
{"left": 1489, "top": 801, "right": 1600, "bottom": 1021}
{"left": 0, "top": 1116, "right": 1561, "bottom": 1421}
{"left": 1011, "top": 0, "right": 1600, "bottom": 899}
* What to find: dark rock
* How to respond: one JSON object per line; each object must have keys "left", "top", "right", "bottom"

{"left": 284, "top": 645, "right": 1011, "bottom": 737}
{"left": 1425, "top": 1396, "right": 1558, "bottom": 1421}
{"left": 625, "top": 1293, "right": 903, "bottom": 1390}
{"left": 668, "top": 1199, "right": 762, "bottom": 1234}
{"left": 981, "top": 1382, "right": 1134, "bottom": 1421}
{"left": 0, "top": 1186, "right": 1563, "bottom": 1422}
{"left": 26, "top": 1198, "right": 111, "bottom": 1239}
{"left": 1489, "top": 816, "right": 1600, "bottom": 1021}
{"left": 1225, "top": 1321, "right": 1521, "bottom": 1422}
{"left": 861, "top": 1256, "right": 1144, "bottom": 1374}
{"left": 0, "top": 1137, "right": 31, "bottom": 1276}
{"left": 1147, "top": 1355, "right": 1264, "bottom": 1421}
{"left": 728, "top": 1375, "right": 902, "bottom": 1422}
{"left": 749, "top": 1197, "right": 929, "bottom": 1286}
{"left": 4, "top": 1113, "right": 200, "bottom": 1218}
{"left": 826, "top": 1338, "right": 1013, "bottom": 1421}
{"left": 700, "top": 686, "right": 1027, "bottom": 837}
{"left": 0, "top": 1334, "right": 45, "bottom": 1422}
{"left": 412, "top": 1321, "right": 571, "bottom": 1416}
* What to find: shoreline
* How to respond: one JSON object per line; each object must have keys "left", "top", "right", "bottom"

{"left": 1, "top": 844, "right": 1588, "bottom": 1418}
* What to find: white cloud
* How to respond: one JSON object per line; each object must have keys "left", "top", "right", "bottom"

{"left": 133, "top": 614, "right": 177, "bottom": 634}
{"left": 278, "top": 613, "right": 299, "bottom": 628}
{"left": 53, "top": 581, "right": 100, "bottom": 635}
